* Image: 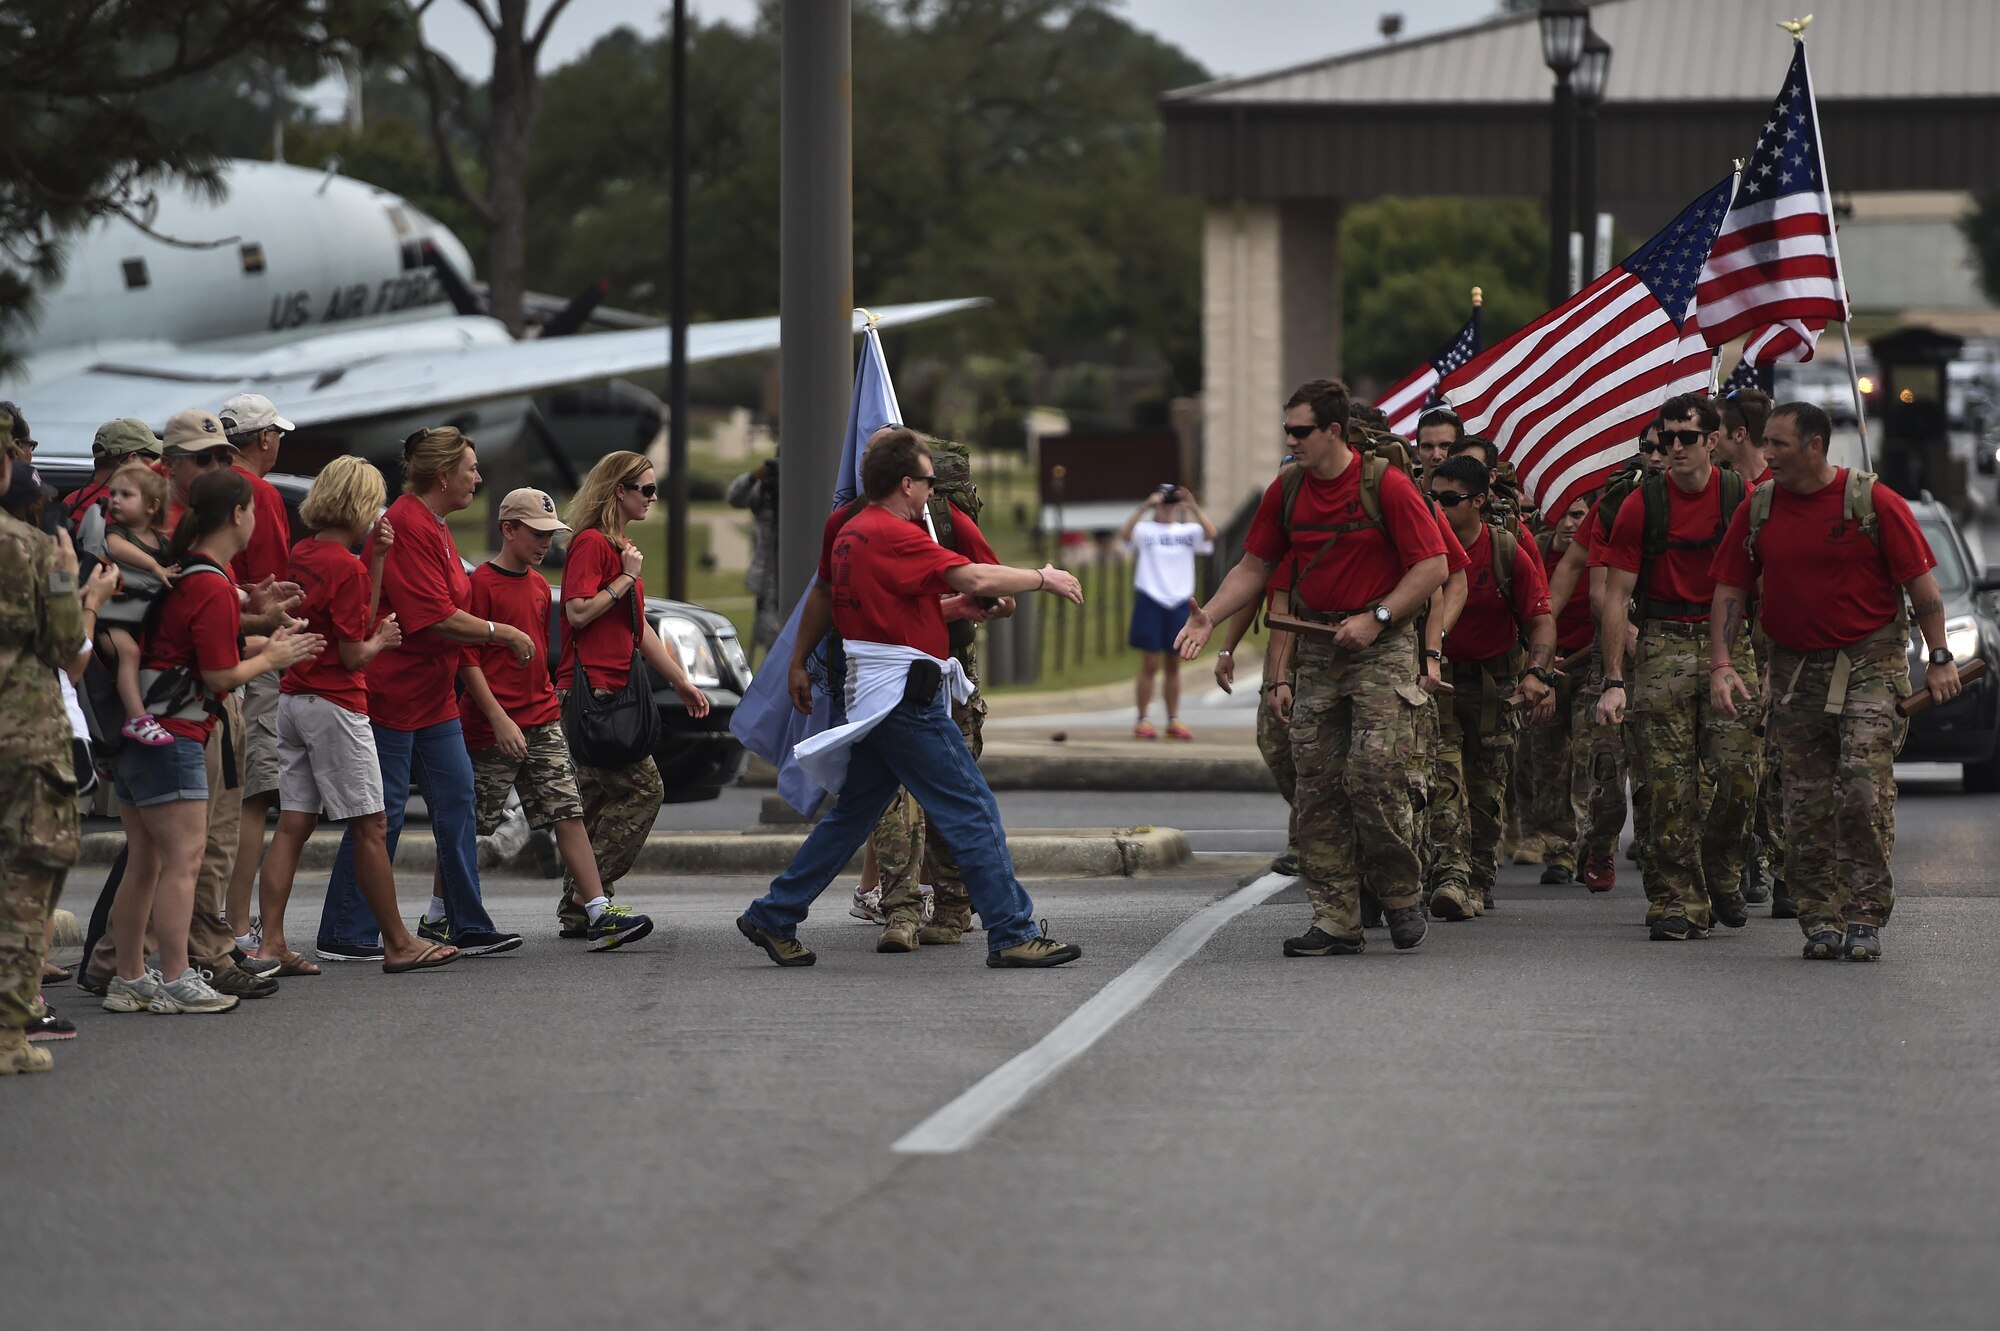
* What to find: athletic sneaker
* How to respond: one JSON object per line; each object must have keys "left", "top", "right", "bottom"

{"left": 452, "top": 930, "right": 523, "bottom": 957}
{"left": 738, "top": 914, "right": 816, "bottom": 967}
{"left": 586, "top": 904, "right": 654, "bottom": 953}
{"left": 234, "top": 948, "right": 283, "bottom": 979}
{"left": 27, "top": 1005, "right": 76, "bottom": 1043}
{"left": 919, "top": 884, "right": 936, "bottom": 926}
{"left": 1649, "top": 915, "right": 1710, "bottom": 942}
{"left": 416, "top": 915, "right": 453, "bottom": 945}
{"left": 1802, "top": 927, "right": 1843, "bottom": 960}
{"left": 986, "top": 929, "right": 1082, "bottom": 968}
{"left": 849, "top": 886, "right": 885, "bottom": 925}
{"left": 121, "top": 713, "right": 174, "bottom": 747}
{"left": 101, "top": 970, "right": 169, "bottom": 1013}
{"left": 1282, "top": 925, "right": 1364, "bottom": 957}
{"left": 316, "top": 941, "right": 387, "bottom": 963}
{"left": 154, "top": 968, "right": 242, "bottom": 1014}
{"left": 1843, "top": 924, "right": 1883, "bottom": 962}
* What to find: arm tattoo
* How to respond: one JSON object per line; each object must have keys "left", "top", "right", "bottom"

{"left": 1529, "top": 642, "right": 1554, "bottom": 669}
{"left": 1719, "top": 594, "right": 1742, "bottom": 645}
{"left": 1911, "top": 596, "right": 1944, "bottom": 620}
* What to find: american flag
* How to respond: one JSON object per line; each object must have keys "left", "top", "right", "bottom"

{"left": 1441, "top": 177, "right": 1734, "bottom": 521}
{"left": 1721, "top": 356, "right": 1772, "bottom": 397}
{"left": 1696, "top": 41, "right": 1846, "bottom": 366}
{"left": 1376, "top": 306, "right": 1481, "bottom": 436}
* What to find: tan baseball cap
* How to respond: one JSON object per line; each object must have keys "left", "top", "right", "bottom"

{"left": 93, "top": 417, "right": 162, "bottom": 459}
{"left": 218, "top": 392, "right": 295, "bottom": 435}
{"left": 498, "top": 487, "right": 570, "bottom": 532}
{"left": 162, "top": 409, "right": 235, "bottom": 455}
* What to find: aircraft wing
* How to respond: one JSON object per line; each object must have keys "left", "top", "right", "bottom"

{"left": 14, "top": 298, "right": 987, "bottom": 456}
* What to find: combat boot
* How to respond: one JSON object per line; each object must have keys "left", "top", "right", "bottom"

{"left": 1741, "top": 835, "right": 1771, "bottom": 905}
{"left": 1802, "top": 927, "right": 1842, "bottom": 960}
{"left": 1282, "top": 924, "right": 1365, "bottom": 957}
{"left": 1359, "top": 889, "right": 1384, "bottom": 930}
{"left": 1843, "top": 924, "right": 1883, "bottom": 962}
{"left": 1480, "top": 886, "right": 1496, "bottom": 912}
{"left": 1710, "top": 889, "right": 1750, "bottom": 929}
{"left": 1385, "top": 905, "right": 1428, "bottom": 951}
{"left": 0, "top": 1030, "right": 54, "bottom": 1075}
{"left": 1770, "top": 880, "right": 1798, "bottom": 920}
{"left": 1580, "top": 853, "right": 1615, "bottom": 893}
{"left": 917, "top": 924, "right": 966, "bottom": 945}
{"left": 876, "top": 921, "right": 920, "bottom": 954}
{"left": 1649, "top": 915, "right": 1710, "bottom": 942}
{"left": 1540, "top": 862, "right": 1574, "bottom": 885}
{"left": 1270, "top": 850, "right": 1300, "bottom": 878}
{"left": 1428, "top": 883, "right": 1477, "bottom": 921}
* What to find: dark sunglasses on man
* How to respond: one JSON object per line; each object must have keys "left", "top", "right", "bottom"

{"left": 1429, "top": 490, "right": 1476, "bottom": 508}
{"left": 1636, "top": 441, "right": 1665, "bottom": 456}
{"left": 1282, "top": 424, "right": 1318, "bottom": 441}
{"left": 1659, "top": 428, "right": 1708, "bottom": 449}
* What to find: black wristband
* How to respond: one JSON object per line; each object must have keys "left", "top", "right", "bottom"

{"left": 1602, "top": 678, "right": 1626, "bottom": 690}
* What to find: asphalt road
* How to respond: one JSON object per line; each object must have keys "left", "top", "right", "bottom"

{"left": 12, "top": 772, "right": 1998, "bottom": 1331}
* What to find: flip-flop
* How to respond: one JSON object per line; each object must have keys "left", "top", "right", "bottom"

{"left": 383, "top": 942, "right": 459, "bottom": 974}
{"left": 270, "top": 950, "right": 321, "bottom": 977}
{"left": 41, "top": 962, "right": 72, "bottom": 985}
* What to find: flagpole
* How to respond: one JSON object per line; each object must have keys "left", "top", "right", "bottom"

{"left": 1710, "top": 159, "right": 1744, "bottom": 397}
{"left": 1788, "top": 21, "right": 1871, "bottom": 469}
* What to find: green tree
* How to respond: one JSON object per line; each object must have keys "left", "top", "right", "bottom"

{"left": 1962, "top": 194, "right": 2000, "bottom": 306}
{"left": 0, "top": 0, "right": 407, "bottom": 364}
{"left": 1341, "top": 197, "right": 1549, "bottom": 390}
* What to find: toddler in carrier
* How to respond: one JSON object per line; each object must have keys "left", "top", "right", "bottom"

{"left": 97, "top": 461, "right": 179, "bottom": 746}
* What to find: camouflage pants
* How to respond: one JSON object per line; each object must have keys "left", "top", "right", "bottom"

{"left": 1433, "top": 658, "right": 1521, "bottom": 896}
{"left": 1631, "top": 626, "right": 1760, "bottom": 926}
{"left": 1574, "top": 650, "right": 1647, "bottom": 863}
{"left": 1415, "top": 686, "right": 1443, "bottom": 892}
{"left": 470, "top": 721, "right": 588, "bottom": 834}
{"left": 556, "top": 754, "right": 662, "bottom": 928}
{"left": 1254, "top": 671, "right": 1299, "bottom": 854}
{"left": 878, "top": 690, "right": 988, "bottom": 931}
{"left": 1519, "top": 668, "right": 1580, "bottom": 868}
{"left": 0, "top": 756, "right": 79, "bottom": 1033}
{"left": 1289, "top": 622, "right": 1426, "bottom": 939}
{"left": 1767, "top": 640, "right": 1908, "bottom": 931}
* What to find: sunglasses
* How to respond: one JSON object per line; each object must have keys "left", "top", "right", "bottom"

{"left": 908, "top": 473, "right": 937, "bottom": 488}
{"left": 1430, "top": 490, "right": 1476, "bottom": 508}
{"left": 1636, "top": 442, "right": 1665, "bottom": 455}
{"left": 1661, "top": 428, "right": 1708, "bottom": 449}
{"left": 623, "top": 482, "right": 658, "bottom": 498}
{"left": 1283, "top": 424, "right": 1318, "bottom": 441}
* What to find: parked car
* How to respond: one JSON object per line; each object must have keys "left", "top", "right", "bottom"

{"left": 1902, "top": 496, "right": 2000, "bottom": 791}
{"left": 1773, "top": 361, "right": 1869, "bottom": 425}
{"left": 37, "top": 455, "right": 749, "bottom": 802}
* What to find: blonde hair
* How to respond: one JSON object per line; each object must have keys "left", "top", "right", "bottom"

{"left": 108, "top": 461, "right": 170, "bottom": 533}
{"left": 301, "top": 455, "right": 387, "bottom": 533}
{"left": 566, "top": 450, "right": 652, "bottom": 540}
{"left": 402, "top": 425, "right": 475, "bottom": 496}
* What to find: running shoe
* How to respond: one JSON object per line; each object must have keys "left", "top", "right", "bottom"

{"left": 849, "top": 886, "right": 885, "bottom": 925}
{"left": 154, "top": 968, "right": 241, "bottom": 1014}
{"left": 586, "top": 904, "right": 654, "bottom": 953}
{"left": 101, "top": 970, "right": 168, "bottom": 1013}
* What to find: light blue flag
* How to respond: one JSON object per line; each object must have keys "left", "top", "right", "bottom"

{"left": 729, "top": 325, "right": 903, "bottom": 814}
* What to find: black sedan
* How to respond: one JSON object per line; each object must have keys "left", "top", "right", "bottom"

{"left": 38, "top": 455, "right": 749, "bottom": 802}
{"left": 1902, "top": 497, "right": 2000, "bottom": 791}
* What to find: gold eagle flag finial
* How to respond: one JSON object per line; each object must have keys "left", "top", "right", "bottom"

{"left": 1471, "top": 286, "right": 1483, "bottom": 308}
{"left": 1777, "top": 14, "right": 1813, "bottom": 41}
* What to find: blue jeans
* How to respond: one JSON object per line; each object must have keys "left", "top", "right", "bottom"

{"left": 745, "top": 687, "right": 1038, "bottom": 952}
{"left": 317, "top": 717, "right": 494, "bottom": 949}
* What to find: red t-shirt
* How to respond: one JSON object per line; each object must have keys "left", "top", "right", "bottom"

{"left": 1710, "top": 469, "right": 1936, "bottom": 651}
{"left": 230, "top": 466, "right": 292, "bottom": 586}
{"left": 557, "top": 527, "right": 643, "bottom": 693}
{"left": 281, "top": 537, "right": 372, "bottom": 714}
{"left": 816, "top": 500, "right": 993, "bottom": 581}
{"left": 1545, "top": 537, "right": 1596, "bottom": 652}
{"left": 1243, "top": 461, "right": 1446, "bottom": 613}
{"left": 1751, "top": 466, "right": 1775, "bottom": 487}
{"left": 362, "top": 494, "right": 472, "bottom": 732}
{"left": 827, "top": 504, "right": 970, "bottom": 657}
{"left": 1602, "top": 469, "right": 1727, "bottom": 622}
{"left": 141, "top": 560, "right": 241, "bottom": 745}
{"left": 1446, "top": 524, "right": 1552, "bottom": 664}
{"left": 463, "top": 561, "right": 561, "bottom": 749}
{"left": 1436, "top": 508, "right": 1470, "bottom": 574}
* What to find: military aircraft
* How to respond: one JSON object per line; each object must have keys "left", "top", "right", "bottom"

{"left": 3, "top": 158, "right": 980, "bottom": 473}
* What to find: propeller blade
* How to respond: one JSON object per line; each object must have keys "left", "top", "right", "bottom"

{"left": 421, "top": 240, "right": 484, "bottom": 317}
{"left": 540, "top": 279, "right": 610, "bottom": 339}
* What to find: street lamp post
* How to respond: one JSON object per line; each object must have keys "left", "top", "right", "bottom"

{"left": 1538, "top": 0, "right": 1588, "bottom": 307}
{"left": 1573, "top": 30, "right": 1612, "bottom": 284}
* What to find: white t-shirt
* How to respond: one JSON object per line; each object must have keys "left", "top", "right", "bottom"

{"left": 1126, "top": 520, "right": 1214, "bottom": 607}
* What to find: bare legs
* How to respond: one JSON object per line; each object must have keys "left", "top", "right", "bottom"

{"left": 111, "top": 798, "right": 206, "bottom": 982}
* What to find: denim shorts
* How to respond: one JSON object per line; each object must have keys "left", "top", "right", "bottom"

{"left": 1128, "top": 591, "right": 1192, "bottom": 653}
{"left": 114, "top": 735, "right": 209, "bottom": 807}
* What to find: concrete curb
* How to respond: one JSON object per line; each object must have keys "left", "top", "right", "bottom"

{"left": 73, "top": 826, "right": 1191, "bottom": 879}
{"left": 743, "top": 753, "right": 1277, "bottom": 793}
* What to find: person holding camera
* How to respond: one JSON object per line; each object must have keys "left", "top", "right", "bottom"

{"left": 1119, "top": 483, "right": 1216, "bottom": 740}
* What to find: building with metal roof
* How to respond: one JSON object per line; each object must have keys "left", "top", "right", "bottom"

{"left": 1165, "top": 0, "right": 2000, "bottom": 512}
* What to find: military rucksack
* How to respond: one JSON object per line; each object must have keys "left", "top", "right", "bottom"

{"left": 1632, "top": 467, "right": 1746, "bottom": 622}
{"left": 1277, "top": 450, "right": 1392, "bottom": 613}
{"left": 1594, "top": 465, "right": 1646, "bottom": 547}
{"left": 923, "top": 436, "right": 981, "bottom": 551}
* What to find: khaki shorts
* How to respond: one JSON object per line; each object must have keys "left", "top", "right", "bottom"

{"left": 470, "top": 720, "right": 586, "bottom": 833}
{"left": 276, "top": 692, "right": 385, "bottom": 822}
{"left": 241, "top": 669, "right": 282, "bottom": 799}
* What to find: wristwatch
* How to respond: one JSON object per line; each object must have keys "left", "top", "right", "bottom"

{"left": 1528, "top": 666, "right": 1558, "bottom": 687}
{"left": 1929, "top": 646, "right": 1954, "bottom": 666}
{"left": 1422, "top": 648, "right": 1445, "bottom": 662}
{"left": 1602, "top": 678, "right": 1626, "bottom": 690}
{"left": 1372, "top": 604, "right": 1394, "bottom": 627}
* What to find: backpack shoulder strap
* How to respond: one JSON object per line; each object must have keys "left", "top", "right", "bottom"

{"left": 1639, "top": 473, "right": 1669, "bottom": 559}
{"left": 1845, "top": 468, "right": 1882, "bottom": 545}
{"left": 1278, "top": 462, "right": 1307, "bottom": 534}
{"left": 1746, "top": 479, "right": 1776, "bottom": 557}
{"left": 1357, "top": 452, "right": 1389, "bottom": 529}
{"left": 1717, "top": 467, "right": 1747, "bottom": 531}
{"left": 1491, "top": 525, "right": 1516, "bottom": 606}
{"left": 930, "top": 495, "right": 958, "bottom": 552}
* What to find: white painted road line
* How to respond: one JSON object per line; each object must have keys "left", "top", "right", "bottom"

{"left": 892, "top": 871, "right": 1296, "bottom": 1155}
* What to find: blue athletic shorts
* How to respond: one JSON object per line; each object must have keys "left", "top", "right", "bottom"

{"left": 1128, "top": 591, "right": 1192, "bottom": 653}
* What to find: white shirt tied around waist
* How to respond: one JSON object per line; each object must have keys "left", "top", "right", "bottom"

{"left": 792, "top": 639, "right": 973, "bottom": 795}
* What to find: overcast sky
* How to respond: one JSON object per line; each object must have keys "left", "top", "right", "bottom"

{"left": 419, "top": 0, "right": 1503, "bottom": 85}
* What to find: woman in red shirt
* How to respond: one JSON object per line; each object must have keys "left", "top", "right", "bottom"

{"left": 316, "top": 427, "right": 533, "bottom": 961}
{"left": 105, "top": 468, "right": 322, "bottom": 1016}
{"left": 258, "top": 457, "right": 457, "bottom": 975}
{"left": 556, "top": 451, "right": 709, "bottom": 936}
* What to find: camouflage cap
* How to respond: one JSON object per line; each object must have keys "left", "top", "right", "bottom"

{"left": 93, "top": 417, "right": 162, "bottom": 459}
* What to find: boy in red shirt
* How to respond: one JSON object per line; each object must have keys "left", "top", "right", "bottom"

{"left": 460, "top": 489, "right": 654, "bottom": 951}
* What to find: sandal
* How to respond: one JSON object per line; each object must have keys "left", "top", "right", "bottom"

{"left": 265, "top": 949, "right": 321, "bottom": 977}
{"left": 42, "top": 962, "right": 72, "bottom": 985}
{"left": 383, "top": 942, "right": 460, "bottom": 974}
{"left": 122, "top": 714, "right": 175, "bottom": 747}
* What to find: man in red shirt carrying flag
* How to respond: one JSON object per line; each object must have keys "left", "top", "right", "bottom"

{"left": 1177, "top": 379, "right": 1450, "bottom": 956}
{"left": 1595, "top": 394, "right": 1758, "bottom": 941}
{"left": 1709, "top": 402, "right": 1957, "bottom": 962}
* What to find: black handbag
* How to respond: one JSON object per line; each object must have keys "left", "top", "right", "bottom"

{"left": 562, "top": 583, "right": 659, "bottom": 769}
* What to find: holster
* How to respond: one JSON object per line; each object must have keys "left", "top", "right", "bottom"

{"left": 903, "top": 658, "right": 944, "bottom": 708}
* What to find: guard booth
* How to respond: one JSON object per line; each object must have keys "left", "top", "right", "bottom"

{"left": 1869, "top": 326, "right": 1965, "bottom": 510}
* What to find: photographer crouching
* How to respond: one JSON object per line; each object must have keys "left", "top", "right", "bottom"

{"left": 736, "top": 429, "right": 1088, "bottom": 969}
